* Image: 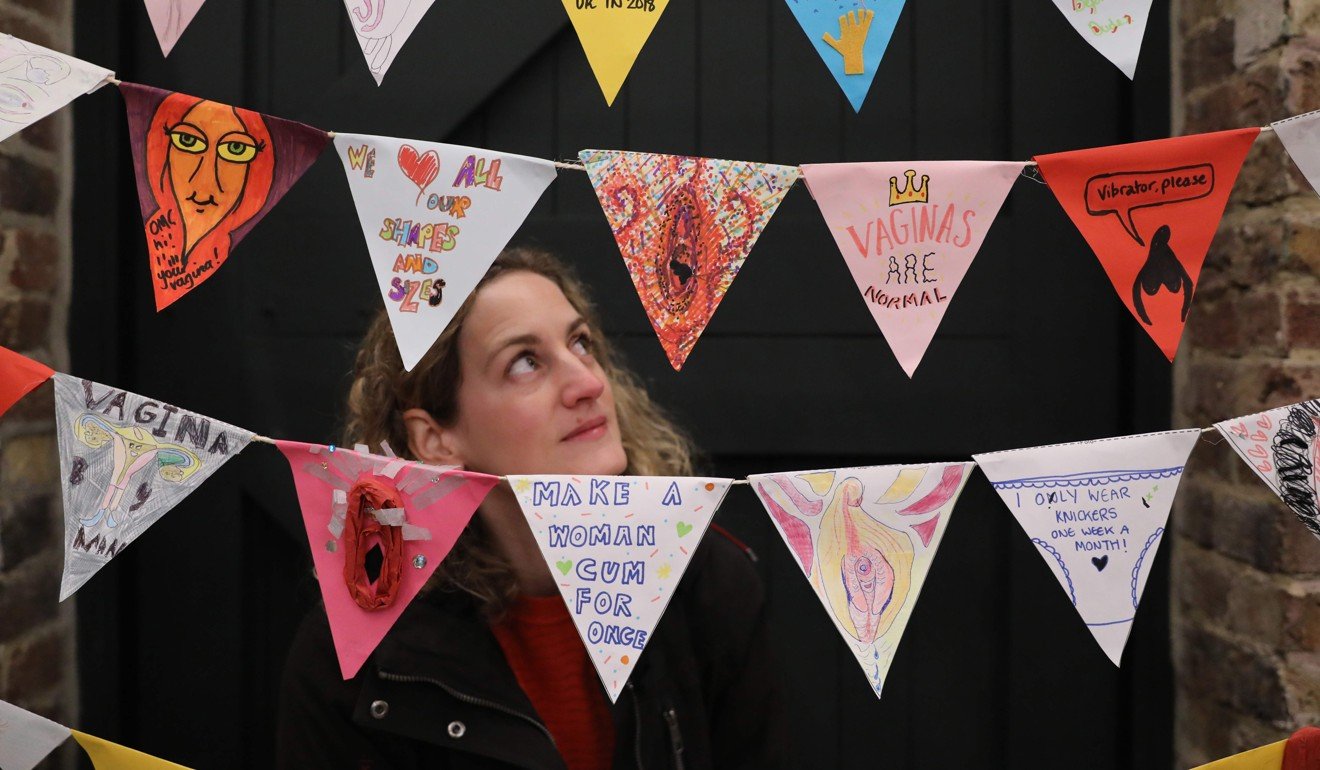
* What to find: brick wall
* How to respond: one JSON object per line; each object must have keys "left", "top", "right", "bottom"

{"left": 1173, "top": 0, "right": 1320, "bottom": 765}
{"left": 0, "top": 0, "right": 77, "bottom": 766}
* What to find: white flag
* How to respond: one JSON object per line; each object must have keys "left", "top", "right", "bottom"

{"left": 749, "top": 462, "right": 973, "bottom": 698}
{"left": 1273, "top": 111, "right": 1320, "bottom": 200}
{"left": 335, "top": 133, "right": 558, "bottom": 370}
{"left": 0, "top": 34, "right": 113, "bottom": 143}
{"left": 509, "top": 475, "right": 732, "bottom": 702}
{"left": 341, "top": 0, "right": 436, "bottom": 85}
{"left": 974, "top": 429, "right": 1200, "bottom": 665}
{"left": 1050, "top": 0, "right": 1154, "bottom": 79}
{"left": 54, "top": 374, "right": 253, "bottom": 600}
{"left": 1215, "top": 399, "right": 1320, "bottom": 539}
{"left": 0, "top": 699, "right": 71, "bottom": 770}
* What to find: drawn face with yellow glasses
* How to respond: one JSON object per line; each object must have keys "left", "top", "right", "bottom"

{"left": 163, "top": 100, "right": 266, "bottom": 257}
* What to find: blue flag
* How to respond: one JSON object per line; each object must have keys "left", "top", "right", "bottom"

{"left": 784, "top": 0, "right": 907, "bottom": 112}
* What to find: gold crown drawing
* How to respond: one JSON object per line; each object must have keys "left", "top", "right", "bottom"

{"left": 889, "top": 169, "right": 930, "bottom": 206}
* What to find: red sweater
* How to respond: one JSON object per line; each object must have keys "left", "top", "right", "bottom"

{"left": 491, "top": 594, "right": 615, "bottom": 770}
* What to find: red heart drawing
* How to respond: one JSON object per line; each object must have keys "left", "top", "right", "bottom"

{"left": 397, "top": 145, "right": 440, "bottom": 204}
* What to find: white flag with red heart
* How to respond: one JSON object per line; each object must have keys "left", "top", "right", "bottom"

{"left": 334, "top": 133, "right": 558, "bottom": 370}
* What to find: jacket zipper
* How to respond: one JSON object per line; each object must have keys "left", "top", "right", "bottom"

{"left": 662, "top": 707, "right": 685, "bottom": 770}
{"left": 376, "top": 670, "right": 556, "bottom": 748}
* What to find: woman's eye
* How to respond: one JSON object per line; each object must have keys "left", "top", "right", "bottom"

{"left": 217, "top": 139, "right": 259, "bottom": 163}
{"left": 571, "top": 335, "right": 594, "bottom": 355}
{"left": 508, "top": 354, "right": 537, "bottom": 376}
{"left": 168, "top": 130, "right": 206, "bottom": 154}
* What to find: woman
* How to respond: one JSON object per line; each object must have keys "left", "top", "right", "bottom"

{"left": 277, "top": 246, "right": 784, "bottom": 769}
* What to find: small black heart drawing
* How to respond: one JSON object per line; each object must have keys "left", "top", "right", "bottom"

{"left": 1091, "top": 555, "right": 1109, "bottom": 571}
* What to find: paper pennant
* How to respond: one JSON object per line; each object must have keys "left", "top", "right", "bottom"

{"left": 749, "top": 463, "right": 972, "bottom": 698}
{"left": 1191, "top": 739, "right": 1286, "bottom": 770}
{"left": 974, "top": 429, "right": 1200, "bottom": 665}
{"left": 0, "top": 699, "right": 72, "bottom": 770}
{"left": 783, "top": 0, "right": 907, "bottom": 112}
{"left": 119, "top": 82, "right": 330, "bottom": 311}
{"left": 801, "top": 161, "right": 1022, "bottom": 376}
{"left": 71, "top": 730, "right": 192, "bottom": 769}
{"left": 1272, "top": 110, "right": 1320, "bottom": 199}
{"left": 54, "top": 373, "right": 254, "bottom": 600}
{"left": 277, "top": 441, "right": 498, "bottom": 679}
{"left": 142, "top": 0, "right": 206, "bottom": 57}
{"left": 1050, "top": 0, "right": 1153, "bottom": 79}
{"left": 0, "top": 345, "right": 54, "bottom": 419}
{"left": 334, "top": 134, "right": 558, "bottom": 370}
{"left": 509, "top": 474, "right": 732, "bottom": 701}
{"left": 341, "top": 0, "right": 435, "bottom": 85}
{"left": 580, "top": 150, "right": 799, "bottom": 370}
{"left": 562, "top": 0, "right": 669, "bottom": 105}
{"left": 1215, "top": 399, "right": 1320, "bottom": 540}
{"left": 0, "top": 34, "right": 113, "bottom": 144}
{"left": 1035, "top": 129, "right": 1258, "bottom": 361}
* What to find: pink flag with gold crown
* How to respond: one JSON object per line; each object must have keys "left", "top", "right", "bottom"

{"left": 278, "top": 441, "right": 498, "bottom": 678}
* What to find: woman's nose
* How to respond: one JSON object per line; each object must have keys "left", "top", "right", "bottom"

{"left": 560, "top": 355, "right": 605, "bottom": 407}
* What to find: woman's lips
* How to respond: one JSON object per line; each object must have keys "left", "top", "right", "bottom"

{"left": 562, "top": 417, "right": 608, "bottom": 442}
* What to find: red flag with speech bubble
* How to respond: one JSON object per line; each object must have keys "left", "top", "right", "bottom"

{"left": 1034, "top": 128, "right": 1258, "bottom": 360}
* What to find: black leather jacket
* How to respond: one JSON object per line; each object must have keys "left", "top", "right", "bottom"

{"left": 276, "top": 533, "right": 786, "bottom": 769}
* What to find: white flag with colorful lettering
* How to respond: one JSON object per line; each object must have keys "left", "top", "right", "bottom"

{"left": 509, "top": 475, "right": 732, "bottom": 702}
{"left": 335, "top": 133, "right": 558, "bottom": 370}
{"left": 53, "top": 373, "right": 253, "bottom": 600}
{"left": 974, "top": 429, "right": 1200, "bottom": 665}
{"left": 1050, "top": 0, "right": 1154, "bottom": 79}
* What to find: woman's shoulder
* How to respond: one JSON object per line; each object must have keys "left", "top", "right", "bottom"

{"left": 675, "top": 524, "right": 767, "bottom": 629}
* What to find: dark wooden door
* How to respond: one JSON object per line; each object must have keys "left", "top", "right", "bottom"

{"left": 71, "top": 1, "right": 1172, "bottom": 767}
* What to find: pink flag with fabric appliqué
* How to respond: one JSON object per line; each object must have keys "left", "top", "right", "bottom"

{"left": 277, "top": 441, "right": 498, "bottom": 679}
{"left": 580, "top": 150, "right": 799, "bottom": 370}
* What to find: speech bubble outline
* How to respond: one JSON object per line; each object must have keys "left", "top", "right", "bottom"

{"left": 1084, "top": 164, "right": 1215, "bottom": 245}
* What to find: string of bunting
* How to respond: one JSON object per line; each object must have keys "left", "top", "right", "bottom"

{"left": 138, "top": 1, "right": 1158, "bottom": 105}
{"left": 1, "top": 343, "right": 1316, "bottom": 705}
{"left": 7, "top": 32, "right": 1320, "bottom": 378}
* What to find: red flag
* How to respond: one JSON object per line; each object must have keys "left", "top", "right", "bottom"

{"left": 1035, "top": 128, "right": 1259, "bottom": 360}
{"left": 0, "top": 346, "right": 53, "bottom": 418}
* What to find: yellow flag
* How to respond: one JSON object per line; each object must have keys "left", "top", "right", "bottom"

{"left": 71, "top": 730, "right": 194, "bottom": 769}
{"left": 1191, "top": 739, "right": 1286, "bottom": 770}
{"left": 561, "top": 0, "right": 669, "bottom": 105}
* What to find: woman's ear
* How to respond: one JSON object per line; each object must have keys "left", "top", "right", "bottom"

{"left": 402, "top": 408, "right": 464, "bottom": 466}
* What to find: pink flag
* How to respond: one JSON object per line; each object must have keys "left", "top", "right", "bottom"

{"left": 142, "top": 0, "right": 206, "bottom": 57}
{"left": 801, "top": 161, "right": 1023, "bottom": 377}
{"left": 277, "top": 441, "right": 498, "bottom": 678}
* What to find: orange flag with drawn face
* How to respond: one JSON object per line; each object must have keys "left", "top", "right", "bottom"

{"left": 1034, "top": 128, "right": 1259, "bottom": 360}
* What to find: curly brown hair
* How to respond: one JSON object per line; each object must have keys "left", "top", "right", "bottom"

{"left": 342, "top": 245, "right": 696, "bottom": 616}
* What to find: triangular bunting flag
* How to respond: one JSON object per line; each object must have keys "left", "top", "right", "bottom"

{"left": 142, "top": 0, "right": 206, "bottom": 57}
{"left": 341, "top": 0, "right": 435, "bottom": 85}
{"left": 0, "top": 34, "right": 113, "bottom": 144}
{"left": 334, "top": 134, "right": 558, "bottom": 370}
{"left": 1035, "top": 129, "right": 1258, "bottom": 361}
{"left": 119, "top": 82, "right": 330, "bottom": 311}
{"left": 1214, "top": 399, "right": 1320, "bottom": 540}
{"left": 562, "top": 0, "right": 669, "bottom": 105}
{"left": 1050, "top": 0, "right": 1153, "bottom": 79}
{"left": 1191, "top": 739, "right": 1286, "bottom": 770}
{"left": 54, "top": 373, "right": 254, "bottom": 600}
{"left": 0, "top": 345, "right": 54, "bottom": 419}
{"left": 749, "top": 462, "right": 972, "bottom": 698}
{"left": 508, "top": 475, "right": 732, "bottom": 701}
{"left": 0, "top": 699, "right": 72, "bottom": 770}
{"left": 277, "top": 441, "right": 499, "bottom": 679}
{"left": 71, "top": 730, "right": 192, "bottom": 769}
{"left": 783, "top": 0, "right": 907, "bottom": 112}
{"left": 801, "top": 161, "right": 1022, "bottom": 376}
{"left": 579, "top": 150, "right": 799, "bottom": 370}
{"left": 1272, "top": 110, "right": 1320, "bottom": 199}
{"left": 974, "top": 429, "right": 1201, "bottom": 665}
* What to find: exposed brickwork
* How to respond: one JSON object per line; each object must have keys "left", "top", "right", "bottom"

{"left": 0, "top": 0, "right": 77, "bottom": 766}
{"left": 1174, "top": 0, "right": 1320, "bottom": 765}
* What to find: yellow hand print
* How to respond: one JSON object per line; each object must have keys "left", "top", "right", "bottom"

{"left": 822, "top": 9, "right": 875, "bottom": 76}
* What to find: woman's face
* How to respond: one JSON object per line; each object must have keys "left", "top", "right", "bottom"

{"left": 442, "top": 271, "right": 627, "bottom": 477}
{"left": 165, "top": 100, "right": 261, "bottom": 255}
